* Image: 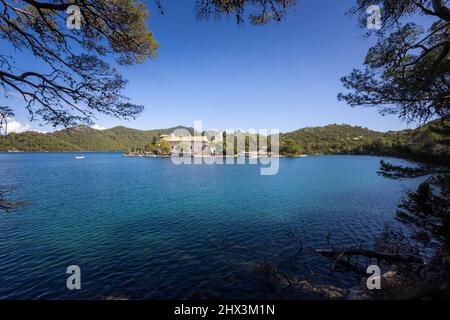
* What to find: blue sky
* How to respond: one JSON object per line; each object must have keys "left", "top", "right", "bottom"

{"left": 1, "top": 0, "right": 424, "bottom": 133}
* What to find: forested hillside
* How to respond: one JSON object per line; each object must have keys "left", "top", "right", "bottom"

{"left": 0, "top": 125, "right": 192, "bottom": 152}
{"left": 280, "top": 120, "right": 449, "bottom": 165}
{"left": 281, "top": 121, "right": 450, "bottom": 164}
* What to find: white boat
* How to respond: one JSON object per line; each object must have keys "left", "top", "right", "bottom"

{"left": 75, "top": 156, "right": 85, "bottom": 159}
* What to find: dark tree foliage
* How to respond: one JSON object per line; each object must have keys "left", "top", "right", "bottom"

{"left": 0, "top": 0, "right": 159, "bottom": 128}
{"left": 398, "top": 175, "right": 450, "bottom": 247}
{"left": 339, "top": 0, "right": 450, "bottom": 123}
{"left": 379, "top": 160, "right": 450, "bottom": 248}
{"left": 196, "top": 0, "right": 297, "bottom": 25}
{"left": 378, "top": 159, "right": 448, "bottom": 178}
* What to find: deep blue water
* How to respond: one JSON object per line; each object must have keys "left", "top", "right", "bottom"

{"left": 0, "top": 153, "right": 421, "bottom": 299}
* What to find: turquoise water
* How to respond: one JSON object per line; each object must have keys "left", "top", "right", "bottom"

{"left": 0, "top": 153, "right": 420, "bottom": 299}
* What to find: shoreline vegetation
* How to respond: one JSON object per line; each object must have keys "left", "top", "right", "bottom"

{"left": 1, "top": 120, "right": 449, "bottom": 167}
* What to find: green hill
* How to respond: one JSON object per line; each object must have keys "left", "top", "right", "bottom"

{"left": 280, "top": 120, "right": 449, "bottom": 165}
{"left": 281, "top": 124, "right": 385, "bottom": 155}
{"left": 0, "top": 125, "right": 193, "bottom": 152}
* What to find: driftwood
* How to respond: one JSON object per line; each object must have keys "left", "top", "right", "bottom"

{"left": 313, "top": 248, "right": 424, "bottom": 274}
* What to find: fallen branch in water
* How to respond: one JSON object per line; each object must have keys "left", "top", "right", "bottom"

{"left": 314, "top": 248, "right": 424, "bottom": 273}
{"left": 0, "top": 188, "right": 27, "bottom": 212}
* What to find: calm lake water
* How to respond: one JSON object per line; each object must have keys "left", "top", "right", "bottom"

{"left": 0, "top": 153, "right": 421, "bottom": 299}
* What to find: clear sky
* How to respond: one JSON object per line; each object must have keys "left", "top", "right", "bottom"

{"left": 1, "top": 0, "right": 421, "bottom": 133}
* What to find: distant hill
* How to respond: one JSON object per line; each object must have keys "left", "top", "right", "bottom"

{"left": 0, "top": 121, "right": 448, "bottom": 165}
{"left": 280, "top": 120, "right": 449, "bottom": 165}
{"left": 281, "top": 124, "right": 386, "bottom": 154}
{"left": 0, "top": 125, "right": 193, "bottom": 152}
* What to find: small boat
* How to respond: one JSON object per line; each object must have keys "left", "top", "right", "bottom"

{"left": 75, "top": 156, "right": 85, "bottom": 159}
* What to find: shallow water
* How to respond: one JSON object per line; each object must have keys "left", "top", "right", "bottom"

{"left": 0, "top": 153, "right": 420, "bottom": 299}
